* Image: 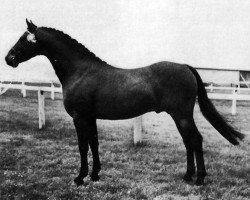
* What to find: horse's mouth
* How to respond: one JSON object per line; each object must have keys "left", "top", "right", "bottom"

{"left": 9, "top": 61, "right": 18, "bottom": 68}
{"left": 11, "top": 62, "right": 19, "bottom": 68}
{"left": 9, "top": 60, "right": 18, "bottom": 68}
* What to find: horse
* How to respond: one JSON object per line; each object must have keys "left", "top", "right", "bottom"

{"left": 5, "top": 19, "right": 244, "bottom": 186}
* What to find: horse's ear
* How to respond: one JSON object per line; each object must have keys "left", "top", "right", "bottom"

{"left": 26, "top": 19, "right": 37, "bottom": 33}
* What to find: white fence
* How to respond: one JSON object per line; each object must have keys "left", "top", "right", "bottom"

{"left": 0, "top": 80, "right": 62, "bottom": 99}
{"left": 206, "top": 84, "right": 250, "bottom": 115}
{"left": 0, "top": 80, "right": 250, "bottom": 144}
{"left": 0, "top": 80, "right": 62, "bottom": 129}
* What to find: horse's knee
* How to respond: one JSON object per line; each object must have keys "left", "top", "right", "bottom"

{"left": 79, "top": 144, "right": 89, "bottom": 153}
{"left": 179, "top": 119, "right": 190, "bottom": 129}
{"left": 90, "top": 134, "right": 99, "bottom": 146}
{"left": 192, "top": 134, "right": 203, "bottom": 148}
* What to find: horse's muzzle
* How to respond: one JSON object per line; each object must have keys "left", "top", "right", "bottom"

{"left": 5, "top": 54, "right": 18, "bottom": 68}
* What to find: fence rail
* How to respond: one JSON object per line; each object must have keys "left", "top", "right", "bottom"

{"left": 0, "top": 81, "right": 62, "bottom": 100}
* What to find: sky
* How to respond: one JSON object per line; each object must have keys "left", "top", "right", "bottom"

{"left": 1, "top": 0, "right": 250, "bottom": 81}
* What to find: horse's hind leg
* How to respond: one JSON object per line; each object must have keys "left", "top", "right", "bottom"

{"left": 173, "top": 115, "right": 206, "bottom": 185}
{"left": 173, "top": 117, "right": 195, "bottom": 181}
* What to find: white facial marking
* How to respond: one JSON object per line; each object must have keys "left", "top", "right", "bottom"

{"left": 27, "top": 33, "right": 37, "bottom": 43}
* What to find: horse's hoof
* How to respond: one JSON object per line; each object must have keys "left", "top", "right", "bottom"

{"left": 74, "top": 177, "right": 84, "bottom": 186}
{"left": 195, "top": 178, "right": 204, "bottom": 186}
{"left": 90, "top": 173, "right": 100, "bottom": 182}
{"left": 183, "top": 174, "right": 193, "bottom": 182}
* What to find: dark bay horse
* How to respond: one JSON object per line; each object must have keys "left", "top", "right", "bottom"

{"left": 5, "top": 20, "right": 244, "bottom": 186}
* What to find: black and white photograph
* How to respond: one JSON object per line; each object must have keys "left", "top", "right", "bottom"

{"left": 0, "top": 0, "right": 249, "bottom": 199}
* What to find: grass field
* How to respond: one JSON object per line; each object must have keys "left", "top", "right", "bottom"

{"left": 0, "top": 90, "right": 249, "bottom": 200}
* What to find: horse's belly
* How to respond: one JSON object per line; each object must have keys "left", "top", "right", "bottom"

{"left": 95, "top": 93, "right": 158, "bottom": 120}
{"left": 95, "top": 107, "right": 153, "bottom": 120}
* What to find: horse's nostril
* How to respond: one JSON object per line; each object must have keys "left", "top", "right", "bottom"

{"left": 5, "top": 54, "right": 17, "bottom": 67}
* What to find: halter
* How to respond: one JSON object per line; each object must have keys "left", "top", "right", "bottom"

{"left": 27, "top": 31, "right": 37, "bottom": 43}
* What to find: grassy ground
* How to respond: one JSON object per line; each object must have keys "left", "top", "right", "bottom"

{"left": 0, "top": 90, "right": 249, "bottom": 200}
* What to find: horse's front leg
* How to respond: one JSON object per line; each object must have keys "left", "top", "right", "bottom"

{"left": 89, "top": 127, "right": 101, "bottom": 181}
{"left": 73, "top": 116, "right": 94, "bottom": 186}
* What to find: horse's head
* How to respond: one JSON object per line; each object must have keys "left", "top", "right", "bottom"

{"left": 5, "top": 19, "right": 41, "bottom": 67}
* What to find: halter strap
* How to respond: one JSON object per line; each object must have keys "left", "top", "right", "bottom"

{"left": 27, "top": 31, "right": 37, "bottom": 43}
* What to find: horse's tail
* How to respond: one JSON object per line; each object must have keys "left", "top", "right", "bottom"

{"left": 187, "top": 65, "right": 245, "bottom": 145}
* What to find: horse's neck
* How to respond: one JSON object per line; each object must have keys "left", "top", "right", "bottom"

{"left": 39, "top": 34, "right": 105, "bottom": 86}
{"left": 44, "top": 47, "right": 81, "bottom": 86}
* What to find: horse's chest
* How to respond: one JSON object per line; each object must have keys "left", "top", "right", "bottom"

{"left": 63, "top": 90, "right": 93, "bottom": 117}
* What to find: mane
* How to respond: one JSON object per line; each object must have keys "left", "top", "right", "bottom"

{"left": 40, "top": 27, "right": 107, "bottom": 64}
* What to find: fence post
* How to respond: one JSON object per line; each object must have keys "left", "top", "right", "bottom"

{"left": 232, "top": 89, "right": 237, "bottom": 115}
{"left": 21, "top": 81, "right": 26, "bottom": 97}
{"left": 51, "top": 82, "right": 55, "bottom": 100}
{"left": 38, "top": 90, "right": 45, "bottom": 129}
{"left": 0, "top": 82, "right": 3, "bottom": 95}
{"left": 210, "top": 83, "right": 213, "bottom": 92}
{"left": 133, "top": 116, "right": 142, "bottom": 145}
